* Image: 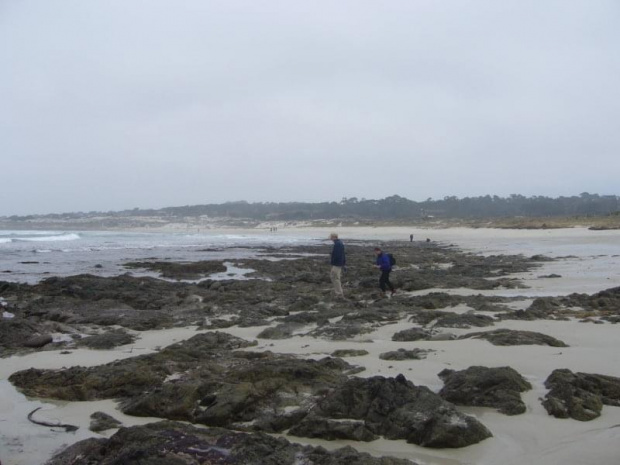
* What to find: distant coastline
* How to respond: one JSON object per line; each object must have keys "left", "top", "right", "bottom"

{"left": 1, "top": 214, "right": 619, "bottom": 232}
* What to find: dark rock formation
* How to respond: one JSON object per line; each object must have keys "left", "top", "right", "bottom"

{"left": 433, "top": 312, "right": 496, "bottom": 329}
{"left": 10, "top": 332, "right": 358, "bottom": 432}
{"left": 392, "top": 327, "right": 434, "bottom": 341}
{"left": 89, "top": 411, "right": 122, "bottom": 432}
{"left": 10, "top": 333, "right": 491, "bottom": 450}
{"left": 504, "top": 287, "right": 620, "bottom": 321}
{"left": 459, "top": 329, "right": 568, "bottom": 347}
{"left": 289, "top": 374, "right": 492, "bottom": 448}
{"left": 408, "top": 310, "right": 495, "bottom": 329}
{"left": 124, "top": 260, "right": 227, "bottom": 280}
{"left": 257, "top": 323, "right": 304, "bottom": 339}
{"left": 76, "top": 329, "right": 136, "bottom": 349}
{"left": 46, "top": 421, "right": 417, "bottom": 465}
{"left": 309, "top": 321, "right": 374, "bottom": 340}
{"left": 542, "top": 369, "right": 620, "bottom": 421}
{"left": 438, "top": 366, "right": 532, "bottom": 415}
{"left": 379, "top": 348, "right": 432, "bottom": 361}
{"left": 0, "top": 318, "right": 48, "bottom": 351}
{"left": 331, "top": 349, "right": 369, "bottom": 357}
{"left": 0, "top": 241, "right": 546, "bottom": 357}
{"left": 23, "top": 334, "right": 53, "bottom": 348}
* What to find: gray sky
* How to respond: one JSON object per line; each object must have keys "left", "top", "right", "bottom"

{"left": 1, "top": 0, "right": 619, "bottom": 216}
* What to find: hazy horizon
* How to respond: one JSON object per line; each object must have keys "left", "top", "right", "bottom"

{"left": 2, "top": 1, "right": 619, "bottom": 216}
{"left": 1, "top": 191, "right": 617, "bottom": 218}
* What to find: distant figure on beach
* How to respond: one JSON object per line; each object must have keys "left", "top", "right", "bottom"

{"left": 329, "top": 233, "right": 346, "bottom": 298}
{"left": 374, "top": 247, "right": 396, "bottom": 297}
{"left": 410, "top": 234, "right": 413, "bottom": 242}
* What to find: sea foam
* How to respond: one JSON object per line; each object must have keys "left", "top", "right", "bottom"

{"left": 11, "top": 233, "right": 81, "bottom": 242}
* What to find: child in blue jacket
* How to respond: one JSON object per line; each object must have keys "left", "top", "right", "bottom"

{"left": 374, "top": 247, "right": 395, "bottom": 296}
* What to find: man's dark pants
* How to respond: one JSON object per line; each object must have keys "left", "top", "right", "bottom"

{"left": 379, "top": 270, "right": 395, "bottom": 293}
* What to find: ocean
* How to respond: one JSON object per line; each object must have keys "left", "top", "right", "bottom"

{"left": 0, "top": 230, "right": 324, "bottom": 284}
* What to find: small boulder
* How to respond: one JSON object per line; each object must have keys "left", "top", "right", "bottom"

{"left": 542, "top": 369, "right": 620, "bottom": 421}
{"left": 392, "top": 327, "right": 433, "bottom": 341}
{"left": 23, "top": 334, "right": 53, "bottom": 348}
{"left": 89, "top": 411, "right": 122, "bottom": 432}
{"left": 379, "top": 348, "right": 432, "bottom": 361}
{"left": 438, "top": 366, "right": 532, "bottom": 415}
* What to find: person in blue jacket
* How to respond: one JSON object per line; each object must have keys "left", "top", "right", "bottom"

{"left": 329, "top": 233, "right": 346, "bottom": 298}
{"left": 374, "top": 247, "right": 395, "bottom": 296}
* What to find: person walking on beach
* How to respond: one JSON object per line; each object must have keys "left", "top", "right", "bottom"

{"left": 329, "top": 233, "right": 346, "bottom": 298}
{"left": 410, "top": 234, "right": 414, "bottom": 242}
{"left": 374, "top": 247, "right": 395, "bottom": 297}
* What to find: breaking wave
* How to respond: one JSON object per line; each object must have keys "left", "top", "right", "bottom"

{"left": 0, "top": 232, "right": 81, "bottom": 243}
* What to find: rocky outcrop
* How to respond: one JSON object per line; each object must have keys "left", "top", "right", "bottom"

{"left": 408, "top": 310, "right": 495, "bottom": 329}
{"left": 10, "top": 332, "right": 491, "bottom": 450}
{"left": 392, "top": 327, "right": 434, "bottom": 341}
{"left": 331, "top": 349, "right": 369, "bottom": 357}
{"left": 46, "top": 421, "right": 418, "bottom": 465}
{"left": 289, "top": 374, "right": 492, "bottom": 448}
{"left": 23, "top": 334, "right": 53, "bottom": 348}
{"left": 0, "top": 318, "right": 49, "bottom": 351}
{"left": 124, "top": 260, "right": 227, "bottom": 280}
{"left": 257, "top": 323, "right": 300, "bottom": 339}
{"left": 0, "top": 241, "right": 548, "bottom": 357}
{"left": 433, "top": 312, "right": 496, "bottom": 329}
{"left": 379, "top": 348, "right": 432, "bottom": 360}
{"left": 89, "top": 411, "right": 122, "bottom": 432}
{"left": 9, "top": 332, "right": 358, "bottom": 430}
{"left": 459, "top": 329, "right": 568, "bottom": 347}
{"left": 438, "top": 366, "right": 532, "bottom": 415}
{"left": 76, "top": 329, "right": 136, "bottom": 349}
{"left": 504, "top": 287, "right": 620, "bottom": 321}
{"left": 542, "top": 369, "right": 620, "bottom": 421}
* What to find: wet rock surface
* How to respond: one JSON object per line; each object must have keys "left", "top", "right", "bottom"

{"left": 542, "top": 369, "right": 620, "bottom": 421}
{"left": 124, "top": 260, "right": 227, "bottom": 280}
{"left": 76, "top": 328, "right": 136, "bottom": 349}
{"left": 289, "top": 374, "right": 492, "bottom": 448}
{"left": 0, "top": 241, "right": 544, "bottom": 356}
{"left": 458, "top": 329, "right": 569, "bottom": 347}
{"left": 504, "top": 286, "right": 620, "bottom": 320}
{"left": 4, "top": 239, "right": 620, "bottom": 462}
{"left": 89, "top": 411, "right": 122, "bottom": 432}
{"left": 9, "top": 332, "right": 365, "bottom": 434}
{"left": 47, "top": 420, "right": 418, "bottom": 465}
{"left": 379, "top": 348, "right": 433, "bottom": 360}
{"left": 9, "top": 332, "right": 487, "bottom": 449}
{"left": 392, "top": 327, "right": 435, "bottom": 341}
{"left": 438, "top": 366, "right": 532, "bottom": 415}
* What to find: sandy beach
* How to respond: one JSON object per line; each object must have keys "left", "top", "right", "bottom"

{"left": 1, "top": 226, "right": 620, "bottom": 465}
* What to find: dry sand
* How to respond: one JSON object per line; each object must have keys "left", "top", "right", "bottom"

{"left": 1, "top": 226, "right": 620, "bottom": 465}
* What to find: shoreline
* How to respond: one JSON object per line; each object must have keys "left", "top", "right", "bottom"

{"left": 1, "top": 213, "right": 620, "bottom": 233}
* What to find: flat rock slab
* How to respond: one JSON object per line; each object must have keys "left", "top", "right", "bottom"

{"left": 459, "top": 329, "right": 568, "bottom": 347}
{"left": 46, "top": 420, "right": 418, "bottom": 465}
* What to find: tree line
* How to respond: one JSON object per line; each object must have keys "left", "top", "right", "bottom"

{"left": 11, "top": 193, "right": 617, "bottom": 221}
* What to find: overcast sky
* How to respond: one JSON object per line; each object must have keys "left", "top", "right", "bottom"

{"left": 1, "top": 1, "right": 619, "bottom": 216}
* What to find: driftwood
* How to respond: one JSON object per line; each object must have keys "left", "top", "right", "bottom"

{"left": 27, "top": 407, "right": 79, "bottom": 432}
